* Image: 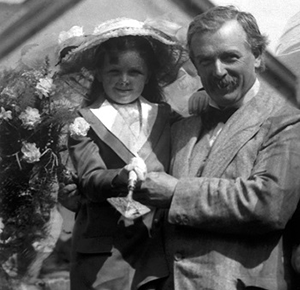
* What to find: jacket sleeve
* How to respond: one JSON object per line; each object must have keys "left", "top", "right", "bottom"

{"left": 168, "top": 113, "right": 300, "bottom": 235}
{"left": 68, "top": 131, "right": 124, "bottom": 203}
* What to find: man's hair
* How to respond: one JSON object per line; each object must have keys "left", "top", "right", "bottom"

{"left": 187, "top": 5, "right": 269, "bottom": 71}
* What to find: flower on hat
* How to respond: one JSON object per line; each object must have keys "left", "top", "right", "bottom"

{"left": 69, "top": 117, "right": 90, "bottom": 138}
{"left": 19, "top": 106, "right": 41, "bottom": 130}
{"left": 58, "top": 26, "right": 84, "bottom": 44}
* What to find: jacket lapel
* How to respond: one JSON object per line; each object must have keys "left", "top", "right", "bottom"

{"left": 170, "top": 115, "right": 203, "bottom": 178}
{"left": 201, "top": 83, "right": 281, "bottom": 178}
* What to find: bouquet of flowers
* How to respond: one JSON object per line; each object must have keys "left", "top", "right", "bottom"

{"left": 0, "top": 57, "right": 80, "bottom": 284}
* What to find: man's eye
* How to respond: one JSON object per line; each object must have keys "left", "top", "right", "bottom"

{"left": 223, "top": 55, "right": 239, "bottom": 63}
{"left": 198, "top": 59, "right": 211, "bottom": 67}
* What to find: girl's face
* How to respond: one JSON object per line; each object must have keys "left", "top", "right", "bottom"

{"left": 97, "top": 50, "right": 149, "bottom": 104}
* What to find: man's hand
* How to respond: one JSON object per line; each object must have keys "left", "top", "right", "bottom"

{"left": 133, "top": 172, "right": 178, "bottom": 208}
{"left": 188, "top": 89, "right": 209, "bottom": 115}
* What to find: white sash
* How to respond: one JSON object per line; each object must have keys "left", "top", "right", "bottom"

{"left": 90, "top": 96, "right": 158, "bottom": 155}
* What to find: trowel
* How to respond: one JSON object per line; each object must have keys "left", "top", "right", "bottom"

{"left": 107, "top": 171, "right": 151, "bottom": 220}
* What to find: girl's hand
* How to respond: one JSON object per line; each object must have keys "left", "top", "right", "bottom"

{"left": 114, "top": 156, "right": 147, "bottom": 185}
{"left": 115, "top": 164, "right": 134, "bottom": 185}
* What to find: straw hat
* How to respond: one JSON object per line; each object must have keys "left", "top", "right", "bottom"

{"left": 58, "top": 17, "right": 186, "bottom": 78}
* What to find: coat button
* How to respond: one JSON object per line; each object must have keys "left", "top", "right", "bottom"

{"left": 182, "top": 215, "right": 189, "bottom": 225}
{"left": 175, "top": 215, "right": 189, "bottom": 225}
{"left": 175, "top": 215, "right": 182, "bottom": 224}
{"left": 174, "top": 252, "right": 183, "bottom": 261}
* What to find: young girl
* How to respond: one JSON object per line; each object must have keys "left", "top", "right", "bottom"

{"left": 59, "top": 18, "right": 185, "bottom": 290}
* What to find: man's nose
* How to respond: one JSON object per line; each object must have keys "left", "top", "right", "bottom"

{"left": 213, "top": 59, "right": 227, "bottom": 78}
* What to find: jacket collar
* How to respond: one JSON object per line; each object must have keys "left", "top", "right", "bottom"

{"left": 79, "top": 96, "right": 167, "bottom": 164}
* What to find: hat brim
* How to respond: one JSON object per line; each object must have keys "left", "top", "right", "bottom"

{"left": 58, "top": 22, "right": 181, "bottom": 75}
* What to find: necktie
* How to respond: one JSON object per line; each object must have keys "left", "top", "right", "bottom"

{"left": 202, "top": 106, "right": 237, "bottom": 131}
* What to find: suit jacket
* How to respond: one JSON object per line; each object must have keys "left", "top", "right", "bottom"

{"left": 68, "top": 97, "right": 172, "bottom": 289}
{"left": 166, "top": 80, "right": 300, "bottom": 290}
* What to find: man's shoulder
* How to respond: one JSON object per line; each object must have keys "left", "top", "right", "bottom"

{"left": 258, "top": 83, "right": 300, "bottom": 133}
{"left": 267, "top": 104, "right": 300, "bottom": 132}
{"left": 258, "top": 79, "right": 300, "bottom": 114}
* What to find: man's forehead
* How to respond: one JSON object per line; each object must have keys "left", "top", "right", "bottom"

{"left": 200, "top": 20, "right": 245, "bottom": 40}
{"left": 190, "top": 20, "right": 248, "bottom": 52}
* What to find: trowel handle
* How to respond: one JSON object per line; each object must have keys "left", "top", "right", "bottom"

{"left": 127, "top": 171, "right": 137, "bottom": 200}
{"left": 127, "top": 189, "right": 134, "bottom": 201}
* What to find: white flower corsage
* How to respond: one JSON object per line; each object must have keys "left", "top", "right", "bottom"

{"left": 69, "top": 117, "right": 90, "bottom": 139}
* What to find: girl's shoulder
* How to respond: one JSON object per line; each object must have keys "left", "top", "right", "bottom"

{"left": 156, "top": 101, "right": 183, "bottom": 124}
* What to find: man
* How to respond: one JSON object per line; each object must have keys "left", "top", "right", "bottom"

{"left": 134, "top": 6, "right": 300, "bottom": 290}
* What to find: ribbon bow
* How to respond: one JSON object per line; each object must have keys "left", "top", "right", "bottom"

{"left": 202, "top": 106, "right": 237, "bottom": 131}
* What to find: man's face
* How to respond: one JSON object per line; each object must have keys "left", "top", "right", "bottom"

{"left": 190, "top": 20, "right": 261, "bottom": 108}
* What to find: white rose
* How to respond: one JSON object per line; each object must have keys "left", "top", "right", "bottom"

{"left": 69, "top": 117, "right": 90, "bottom": 138}
{"left": 36, "top": 76, "right": 53, "bottom": 97}
{"left": 21, "top": 142, "right": 41, "bottom": 163}
{"left": 19, "top": 107, "right": 41, "bottom": 129}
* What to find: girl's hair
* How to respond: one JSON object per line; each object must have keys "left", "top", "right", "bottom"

{"left": 83, "top": 35, "right": 185, "bottom": 106}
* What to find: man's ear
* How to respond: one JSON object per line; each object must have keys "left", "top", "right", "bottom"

{"left": 254, "top": 54, "right": 262, "bottom": 70}
{"left": 252, "top": 48, "right": 262, "bottom": 70}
